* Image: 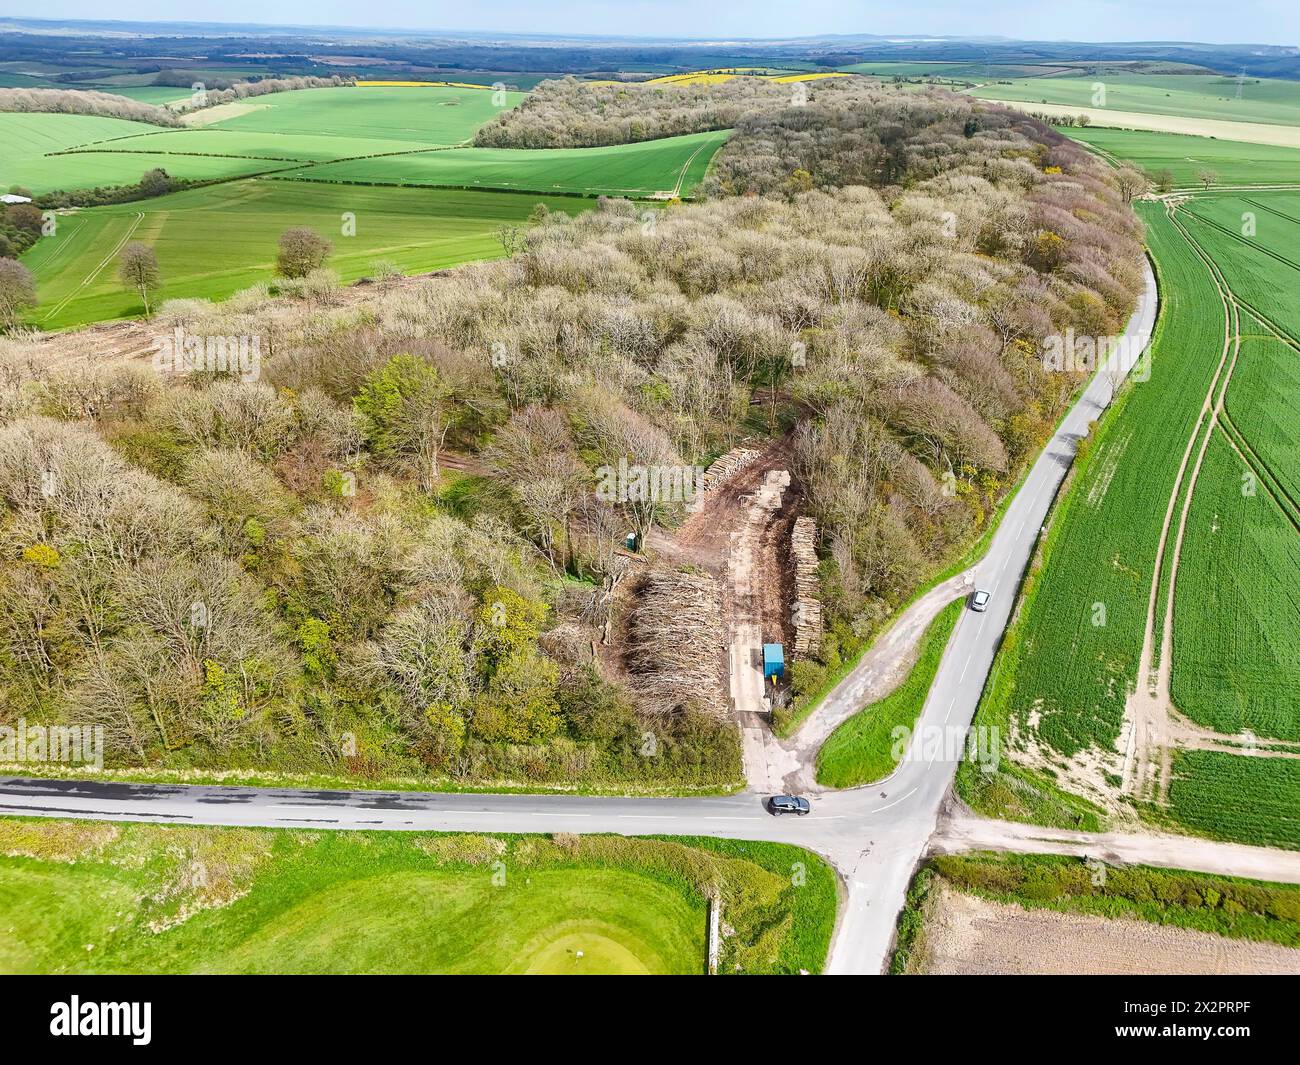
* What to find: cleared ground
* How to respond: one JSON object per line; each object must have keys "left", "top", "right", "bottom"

{"left": 916, "top": 883, "right": 1300, "bottom": 974}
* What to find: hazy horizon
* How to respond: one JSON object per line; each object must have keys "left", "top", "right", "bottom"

{"left": 6, "top": 3, "right": 1298, "bottom": 48}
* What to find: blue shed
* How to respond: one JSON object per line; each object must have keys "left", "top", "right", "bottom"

{"left": 763, "top": 644, "right": 785, "bottom": 682}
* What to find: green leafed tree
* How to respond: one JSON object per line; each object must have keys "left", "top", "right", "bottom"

{"left": 353, "top": 353, "right": 454, "bottom": 491}
{"left": 275, "top": 227, "right": 332, "bottom": 279}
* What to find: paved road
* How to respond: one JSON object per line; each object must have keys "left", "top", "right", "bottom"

{"left": 0, "top": 263, "right": 1161, "bottom": 974}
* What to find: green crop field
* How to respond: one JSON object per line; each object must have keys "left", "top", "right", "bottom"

{"left": 22, "top": 179, "right": 588, "bottom": 329}
{"left": 1179, "top": 200, "right": 1300, "bottom": 342}
{"left": 3, "top": 85, "right": 527, "bottom": 197}
{"left": 1065, "top": 126, "right": 1300, "bottom": 187}
{"left": 839, "top": 61, "right": 1064, "bottom": 79}
{"left": 976, "top": 73, "right": 1300, "bottom": 127}
{"left": 202, "top": 85, "right": 525, "bottom": 145}
{"left": 283, "top": 129, "right": 730, "bottom": 198}
{"left": 0, "top": 819, "right": 837, "bottom": 975}
{"left": 1168, "top": 751, "right": 1300, "bottom": 849}
{"left": 816, "top": 601, "right": 961, "bottom": 788}
{"left": 64, "top": 127, "right": 446, "bottom": 162}
{"left": 8, "top": 83, "right": 730, "bottom": 330}
{"left": 971, "top": 203, "right": 1226, "bottom": 761}
{"left": 1224, "top": 316, "right": 1300, "bottom": 507}
{"left": 0, "top": 111, "right": 206, "bottom": 194}
{"left": 1169, "top": 429, "right": 1300, "bottom": 740}
{"left": 89, "top": 86, "right": 195, "bottom": 106}
{"left": 960, "top": 116, "right": 1300, "bottom": 846}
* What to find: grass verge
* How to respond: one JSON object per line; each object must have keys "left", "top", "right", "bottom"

{"left": 815, "top": 601, "right": 962, "bottom": 788}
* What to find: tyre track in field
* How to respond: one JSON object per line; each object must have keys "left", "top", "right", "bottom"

{"left": 1124, "top": 195, "right": 1299, "bottom": 801}
{"left": 1121, "top": 200, "right": 1237, "bottom": 801}
{"left": 41, "top": 210, "right": 144, "bottom": 324}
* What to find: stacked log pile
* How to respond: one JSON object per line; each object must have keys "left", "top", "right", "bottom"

{"left": 624, "top": 568, "right": 727, "bottom": 720}
{"left": 790, "top": 516, "right": 822, "bottom": 656}
{"left": 702, "top": 444, "right": 762, "bottom": 492}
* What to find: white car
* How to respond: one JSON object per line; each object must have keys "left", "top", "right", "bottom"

{"left": 970, "top": 589, "right": 992, "bottom": 612}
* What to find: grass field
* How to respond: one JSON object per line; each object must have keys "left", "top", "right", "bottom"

{"left": 23, "top": 180, "right": 587, "bottom": 329}
{"left": 283, "top": 129, "right": 730, "bottom": 198}
{"left": 1064, "top": 126, "right": 1300, "bottom": 187}
{"left": 975, "top": 74, "right": 1300, "bottom": 127}
{"left": 0, "top": 111, "right": 205, "bottom": 194}
{"left": 0, "top": 818, "right": 837, "bottom": 975}
{"left": 816, "top": 601, "right": 961, "bottom": 788}
{"left": 65, "top": 126, "right": 450, "bottom": 162}
{"left": 839, "top": 62, "right": 1066, "bottom": 79}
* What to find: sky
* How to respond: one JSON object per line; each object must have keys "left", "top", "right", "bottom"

{"left": 15, "top": 2, "right": 1300, "bottom": 46}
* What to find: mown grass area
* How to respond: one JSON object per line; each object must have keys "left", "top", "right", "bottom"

{"left": 0, "top": 818, "right": 838, "bottom": 975}
{"left": 892, "top": 851, "right": 1300, "bottom": 973}
{"left": 282, "top": 129, "right": 730, "bottom": 198}
{"left": 978, "top": 73, "right": 1300, "bottom": 127}
{"left": 1066, "top": 126, "right": 1300, "bottom": 187}
{"left": 815, "top": 601, "right": 961, "bottom": 788}
{"left": 1165, "top": 752, "right": 1300, "bottom": 850}
{"left": 22, "top": 179, "right": 587, "bottom": 329}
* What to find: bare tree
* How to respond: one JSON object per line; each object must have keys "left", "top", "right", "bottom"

{"left": 0, "top": 259, "right": 36, "bottom": 331}
{"left": 1115, "top": 167, "right": 1148, "bottom": 204}
{"left": 118, "top": 242, "right": 161, "bottom": 316}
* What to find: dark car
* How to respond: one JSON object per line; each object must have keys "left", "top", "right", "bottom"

{"left": 767, "top": 795, "right": 811, "bottom": 816}
{"left": 970, "top": 589, "right": 992, "bottom": 612}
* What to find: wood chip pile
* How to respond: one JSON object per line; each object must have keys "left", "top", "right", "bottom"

{"left": 623, "top": 568, "right": 728, "bottom": 720}
{"left": 790, "top": 516, "right": 822, "bottom": 656}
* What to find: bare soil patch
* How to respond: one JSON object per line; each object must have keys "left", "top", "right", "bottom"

{"left": 915, "top": 883, "right": 1300, "bottom": 975}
